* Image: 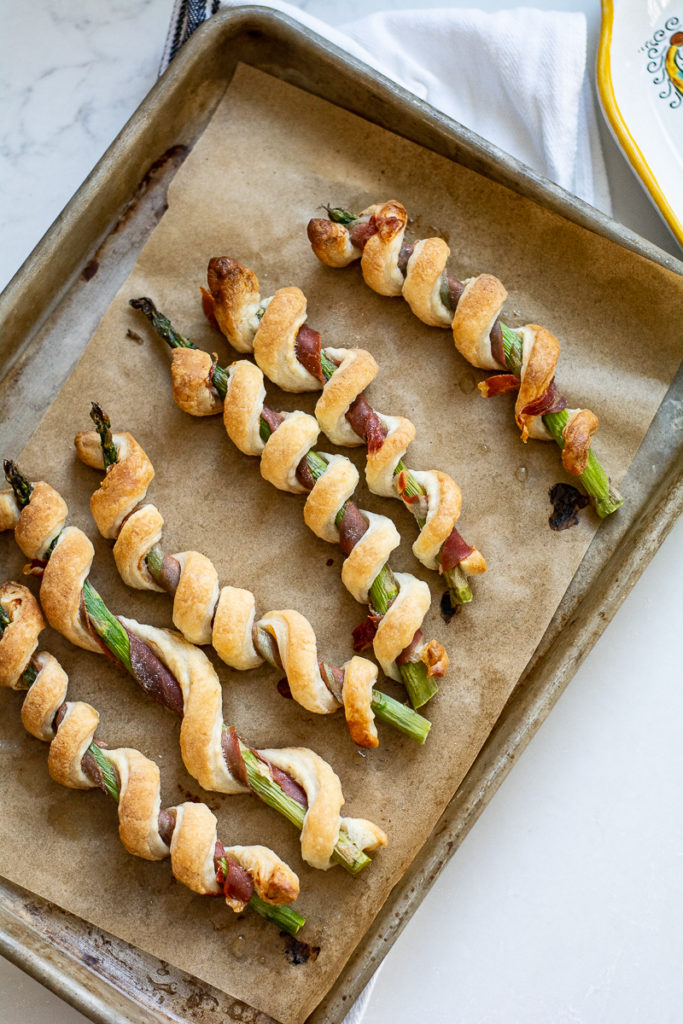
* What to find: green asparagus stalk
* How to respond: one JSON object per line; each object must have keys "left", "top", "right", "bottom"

{"left": 89, "top": 731, "right": 305, "bottom": 931}
{"left": 129, "top": 299, "right": 440, "bottom": 709}
{"left": 87, "top": 402, "right": 430, "bottom": 742}
{"left": 317, "top": 350, "right": 473, "bottom": 604}
{"left": 324, "top": 209, "right": 622, "bottom": 518}
{"left": 499, "top": 325, "right": 622, "bottom": 517}
{"left": 3, "top": 461, "right": 373, "bottom": 877}
{"left": 90, "top": 402, "right": 118, "bottom": 470}
{"left": 0, "top": 602, "right": 303, "bottom": 933}
{"left": 80, "top": 581, "right": 372, "bottom": 876}
{"left": 245, "top": 891, "right": 305, "bottom": 935}
{"left": 86, "top": 741, "right": 123, "bottom": 801}
{"left": 4, "top": 459, "right": 33, "bottom": 507}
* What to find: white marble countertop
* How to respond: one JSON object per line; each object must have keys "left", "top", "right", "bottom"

{"left": 1, "top": 2, "right": 681, "bottom": 1023}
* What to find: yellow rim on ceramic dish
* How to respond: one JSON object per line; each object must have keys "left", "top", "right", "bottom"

{"left": 597, "top": 0, "right": 683, "bottom": 246}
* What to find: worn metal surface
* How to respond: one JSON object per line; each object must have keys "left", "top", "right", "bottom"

{"left": 0, "top": 7, "right": 680, "bottom": 1024}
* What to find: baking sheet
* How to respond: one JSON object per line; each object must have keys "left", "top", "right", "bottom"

{"left": 1, "top": 63, "right": 681, "bottom": 1024}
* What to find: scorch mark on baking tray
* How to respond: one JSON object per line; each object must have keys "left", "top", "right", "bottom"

{"left": 81, "top": 259, "right": 99, "bottom": 281}
{"left": 79, "top": 144, "right": 190, "bottom": 284}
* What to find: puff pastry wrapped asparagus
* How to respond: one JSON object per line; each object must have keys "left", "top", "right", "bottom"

{"left": 1, "top": 462, "right": 387, "bottom": 875}
{"left": 130, "top": 299, "right": 449, "bottom": 709}
{"left": 199, "top": 257, "right": 486, "bottom": 605}
{"left": 306, "top": 201, "right": 622, "bottom": 518}
{"left": 0, "top": 580, "right": 304, "bottom": 934}
{"left": 73, "top": 402, "right": 429, "bottom": 748}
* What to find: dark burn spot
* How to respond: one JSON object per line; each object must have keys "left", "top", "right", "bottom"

{"left": 440, "top": 590, "right": 460, "bottom": 624}
{"left": 326, "top": 558, "right": 334, "bottom": 566}
{"left": 133, "top": 146, "right": 189, "bottom": 200}
{"left": 81, "top": 260, "right": 99, "bottom": 281}
{"left": 282, "top": 934, "right": 320, "bottom": 965}
{"left": 548, "top": 483, "right": 589, "bottom": 531}
{"left": 277, "top": 678, "right": 293, "bottom": 699}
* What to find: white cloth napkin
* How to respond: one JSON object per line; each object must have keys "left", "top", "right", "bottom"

{"left": 214, "top": 3, "right": 613, "bottom": 1018}
{"left": 221, "top": 0, "right": 611, "bottom": 212}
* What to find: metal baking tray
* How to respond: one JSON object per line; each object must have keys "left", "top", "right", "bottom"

{"left": 0, "top": 7, "right": 681, "bottom": 1023}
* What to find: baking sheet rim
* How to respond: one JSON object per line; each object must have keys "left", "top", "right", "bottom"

{"left": 1, "top": 7, "right": 681, "bottom": 1024}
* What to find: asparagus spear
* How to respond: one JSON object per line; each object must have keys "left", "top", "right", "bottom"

{"left": 133, "top": 301, "right": 473, "bottom": 604}
{"left": 90, "top": 401, "right": 118, "bottom": 469}
{"left": 3, "top": 462, "right": 372, "bottom": 876}
{"left": 89, "top": 403, "right": 430, "bottom": 743}
{"left": 0, "top": 603, "right": 304, "bottom": 935}
{"left": 316, "top": 350, "right": 474, "bottom": 604}
{"left": 499, "top": 324, "right": 622, "bottom": 518}
{"left": 82, "top": 582, "right": 372, "bottom": 874}
{"left": 324, "top": 207, "right": 622, "bottom": 518}
{"left": 129, "top": 298, "right": 442, "bottom": 709}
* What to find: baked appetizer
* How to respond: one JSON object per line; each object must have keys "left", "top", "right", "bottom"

{"left": 1, "top": 463, "right": 387, "bottom": 875}
{"left": 306, "top": 201, "right": 622, "bottom": 518}
{"left": 73, "top": 403, "right": 430, "bottom": 748}
{"left": 130, "top": 299, "right": 449, "bottom": 710}
{"left": 0, "top": 581, "right": 304, "bottom": 934}
{"left": 200, "top": 257, "right": 485, "bottom": 606}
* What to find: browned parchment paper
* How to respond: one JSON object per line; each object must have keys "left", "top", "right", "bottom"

{"left": 1, "top": 64, "right": 681, "bottom": 1024}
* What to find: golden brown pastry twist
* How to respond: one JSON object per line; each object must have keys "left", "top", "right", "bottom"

{"left": 0, "top": 582, "right": 300, "bottom": 913}
{"left": 0, "top": 476, "right": 100, "bottom": 652}
{"left": 169, "top": 355, "right": 434, "bottom": 685}
{"left": 117, "top": 618, "right": 386, "bottom": 869}
{"left": 75, "top": 427, "right": 382, "bottom": 748}
{"left": 203, "top": 258, "right": 485, "bottom": 580}
{"left": 307, "top": 201, "right": 599, "bottom": 477}
{"left": 0, "top": 478, "right": 387, "bottom": 870}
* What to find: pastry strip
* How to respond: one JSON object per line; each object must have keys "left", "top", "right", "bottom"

{"left": 129, "top": 298, "right": 449, "bottom": 710}
{"left": 0, "top": 476, "right": 386, "bottom": 876}
{"left": 306, "top": 201, "right": 622, "bottom": 518}
{"left": 203, "top": 258, "right": 486, "bottom": 599}
{"left": 0, "top": 581, "right": 303, "bottom": 933}
{"left": 73, "top": 413, "right": 430, "bottom": 748}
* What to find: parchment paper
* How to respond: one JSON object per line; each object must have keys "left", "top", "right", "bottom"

{"left": 1, "top": 65, "right": 681, "bottom": 1024}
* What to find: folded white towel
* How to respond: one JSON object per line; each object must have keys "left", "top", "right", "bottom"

{"left": 220, "top": 1, "right": 611, "bottom": 213}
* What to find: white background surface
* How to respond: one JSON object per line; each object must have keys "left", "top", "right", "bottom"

{"left": 0, "top": 2, "right": 681, "bottom": 1023}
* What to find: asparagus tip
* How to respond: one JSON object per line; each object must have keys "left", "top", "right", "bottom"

{"left": 323, "top": 205, "right": 356, "bottom": 224}
{"left": 129, "top": 297, "right": 156, "bottom": 317}
{"left": 4, "top": 459, "right": 33, "bottom": 507}
{"left": 90, "top": 401, "right": 111, "bottom": 433}
{"left": 89, "top": 401, "right": 117, "bottom": 468}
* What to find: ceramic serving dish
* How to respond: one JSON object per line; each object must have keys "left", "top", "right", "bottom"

{"left": 598, "top": 0, "right": 683, "bottom": 247}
